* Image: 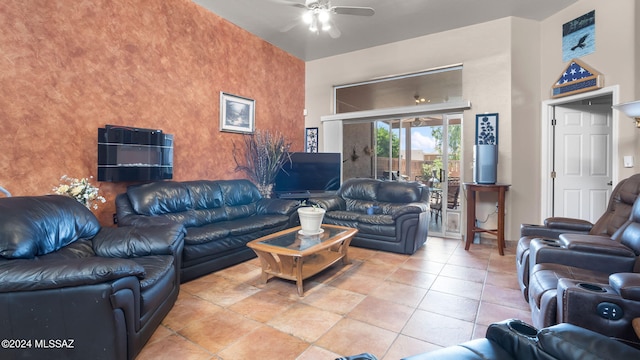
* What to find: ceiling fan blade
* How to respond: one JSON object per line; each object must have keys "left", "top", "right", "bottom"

{"left": 279, "top": 19, "right": 300, "bottom": 33}
{"left": 269, "top": 0, "right": 307, "bottom": 9}
{"left": 327, "top": 20, "right": 341, "bottom": 38}
{"left": 332, "top": 6, "right": 375, "bottom": 16}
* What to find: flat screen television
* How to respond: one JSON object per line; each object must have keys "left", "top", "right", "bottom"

{"left": 274, "top": 152, "right": 341, "bottom": 195}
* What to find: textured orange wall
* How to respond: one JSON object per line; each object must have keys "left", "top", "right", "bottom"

{"left": 0, "top": 0, "right": 305, "bottom": 225}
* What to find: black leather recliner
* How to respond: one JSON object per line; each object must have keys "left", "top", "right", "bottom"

{"left": 526, "top": 196, "right": 640, "bottom": 342}
{"left": 402, "top": 319, "right": 640, "bottom": 360}
{"left": 516, "top": 173, "right": 640, "bottom": 300}
{"left": 310, "top": 178, "right": 430, "bottom": 255}
{"left": 0, "top": 195, "right": 186, "bottom": 360}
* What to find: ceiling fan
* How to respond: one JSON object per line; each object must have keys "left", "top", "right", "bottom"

{"left": 275, "top": 0, "right": 375, "bottom": 38}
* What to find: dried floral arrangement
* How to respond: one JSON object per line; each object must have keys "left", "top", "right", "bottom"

{"left": 232, "top": 130, "right": 292, "bottom": 197}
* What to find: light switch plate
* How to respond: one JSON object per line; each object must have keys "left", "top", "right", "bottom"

{"left": 624, "top": 156, "right": 634, "bottom": 168}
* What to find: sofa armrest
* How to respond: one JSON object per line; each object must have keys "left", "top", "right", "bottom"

{"left": 115, "top": 193, "right": 179, "bottom": 227}
{"left": 609, "top": 273, "right": 640, "bottom": 301}
{"left": 520, "top": 225, "right": 587, "bottom": 239}
{"left": 309, "top": 196, "right": 345, "bottom": 212}
{"left": 544, "top": 217, "right": 594, "bottom": 231}
{"left": 391, "top": 203, "right": 428, "bottom": 219}
{"left": 256, "top": 198, "right": 300, "bottom": 216}
{"left": 92, "top": 224, "right": 186, "bottom": 258}
{"left": 0, "top": 257, "right": 145, "bottom": 292}
{"left": 529, "top": 238, "right": 636, "bottom": 274}
{"left": 558, "top": 234, "right": 635, "bottom": 257}
{"left": 538, "top": 322, "right": 640, "bottom": 360}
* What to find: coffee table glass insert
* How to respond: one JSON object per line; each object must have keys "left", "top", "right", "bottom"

{"left": 247, "top": 225, "right": 357, "bottom": 296}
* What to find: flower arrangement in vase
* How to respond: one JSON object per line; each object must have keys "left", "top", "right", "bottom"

{"left": 232, "top": 129, "right": 292, "bottom": 198}
{"left": 52, "top": 175, "right": 106, "bottom": 210}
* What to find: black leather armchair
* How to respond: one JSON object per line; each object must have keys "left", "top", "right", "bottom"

{"left": 0, "top": 195, "right": 186, "bottom": 360}
{"left": 516, "top": 173, "right": 640, "bottom": 300}
{"left": 310, "top": 178, "right": 430, "bottom": 254}
{"left": 403, "top": 319, "right": 640, "bottom": 360}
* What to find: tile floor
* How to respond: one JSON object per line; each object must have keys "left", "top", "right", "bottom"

{"left": 137, "top": 237, "right": 531, "bottom": 360}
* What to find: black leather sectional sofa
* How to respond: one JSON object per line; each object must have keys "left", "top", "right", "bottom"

{"left": 310, "top": 178, "right": 430, "bottom": 254}
{"left": 116, "top": 179, "right": 300, "bottom": 282}
{"left": 0, "top": 195, "right": 186, "bottom": 360}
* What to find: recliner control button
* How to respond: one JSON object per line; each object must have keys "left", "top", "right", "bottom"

{"left": 597, "top": 302, "right": 623, "bottom": 320}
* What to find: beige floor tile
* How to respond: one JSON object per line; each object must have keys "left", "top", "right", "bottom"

{"left": 268, "top": 303, "right": 343, "bottom": 342}
{"left": 136, "top": 333, "right": 212, "bottom": 360}
{"left": 301, "top": 285, "right": 366, "bottom": 314}
{"left": 382, "top": 335, "right": 443, "bottom": 360}
{"left": 418, "top": 290, "right": 479, "bottom": 322}
{"left": 476, "top": 301, "right": 533, "bottom": 326}
{"left": 430, "top": 276, "right": 484, "bottom": 300}
{"left": 162, "top": 293, "right": 224, "bottom": 331}
{"left": 316, "top": 318, "right": 397, "bottom": 358}
{"left": 296, "top": 345, "right": 342, "bottom": 360}
{"left": 439, "top": 263, "right": 488, "bottom": 283}
{"left": 177, "top": 309, "right": 261, "bottom": 354}
{"left": 402, "top": 310, "right": 474, "bottom": 347}
{"left": 138, "top": 235, "right": 533, "bottom": 359}
{"left": 347, "top": 296, "right": 414, "bottom": 332}
{"left": 481, "top": 283, "right": 530, "bottom": 311}
{"left": 401, "top": 257, "right": 446, "bottom": 274}
{"left": 227, "top": 289, "right": 297, "bottom": 322}
{"left": 387, "top": 267, "right": 437, "bottom": 289}
{"left": 369, "top": 280, "right": 428, "bottom": 307}
{"left": 216, "top": 325, "right": 309, "bottom": 360}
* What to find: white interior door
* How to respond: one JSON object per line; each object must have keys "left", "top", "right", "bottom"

{"left": 553, "top": 102, "right": 612, "bottom": 222}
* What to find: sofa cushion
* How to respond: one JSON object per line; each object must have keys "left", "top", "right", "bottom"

{"left": 219, "top": 179, "right": 262, "bottom": 206}
{"left": 325, "top": 210, "right": 361, "bottom": 222}
{"left": 377, "top": 181, "right": 422, "bottom": 203}
{"left": 0, "top": 195, "right": 101, "bottom": 259}
{"left": 127, "top": 181, "right": 193, "bottom": 216}
{"left": 184, "top": 181, "right": 224, "bottom": 210}
{"left": 339, "top": 178, "right": 379, "bottom": 201}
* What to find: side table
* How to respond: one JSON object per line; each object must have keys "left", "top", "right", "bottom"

{"left": 463, "top": 182, "right": 511, "bottom": 255}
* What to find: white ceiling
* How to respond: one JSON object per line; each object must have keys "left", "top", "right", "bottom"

{"left": 192, "top": 0, "right": 578, "bottom": 61}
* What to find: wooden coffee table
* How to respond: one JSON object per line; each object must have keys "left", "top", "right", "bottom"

{"left": 247, "top": 224, "right": 357, "bottom": 296}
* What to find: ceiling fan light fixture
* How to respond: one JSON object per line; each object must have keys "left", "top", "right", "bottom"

{"left": 302, "top": 10, "right": 313, "bottom": 24}
{"left": 318, "top": 9, "right": 330, "bottom": 23}
{"left": 309, "top": 16, "right": 319, "bottom": 32}
{"left": 321, "top": 22, "right": 331, "bottom": 31}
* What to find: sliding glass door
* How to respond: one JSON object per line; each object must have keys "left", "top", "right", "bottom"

{"left": 370, "top": 114, "right": 462, "bottom": 237}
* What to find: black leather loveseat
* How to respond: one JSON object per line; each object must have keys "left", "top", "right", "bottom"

{"left": 403, "top": 319, "right": 640, "bottom": 360}
{"left": 310, "top": 178, "right": 430, "bottom": 254}
{"left": 0, "top": 195, "right": 186, "bottom": 360}
{"left": 116, "top": 179, "right": 300, "bottom": 282}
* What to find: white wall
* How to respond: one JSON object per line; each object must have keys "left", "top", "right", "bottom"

{"left": 306, "top": 18, "right": 529, "bottom": 240}
{"left": 305, "top": 0, "right": 638, "bottom": 240}
{"left": 540, "top": 0, "right": 638, "bottom": 179}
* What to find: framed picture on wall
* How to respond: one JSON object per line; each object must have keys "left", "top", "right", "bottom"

{"left": 220, "top": 92, "right": 255, "bottom": 133}
{"left": 475, "top": 113, "right": 498, "bottom": 145}
{"left": 305, "top": 127, "right": 318, "bottom": 153}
